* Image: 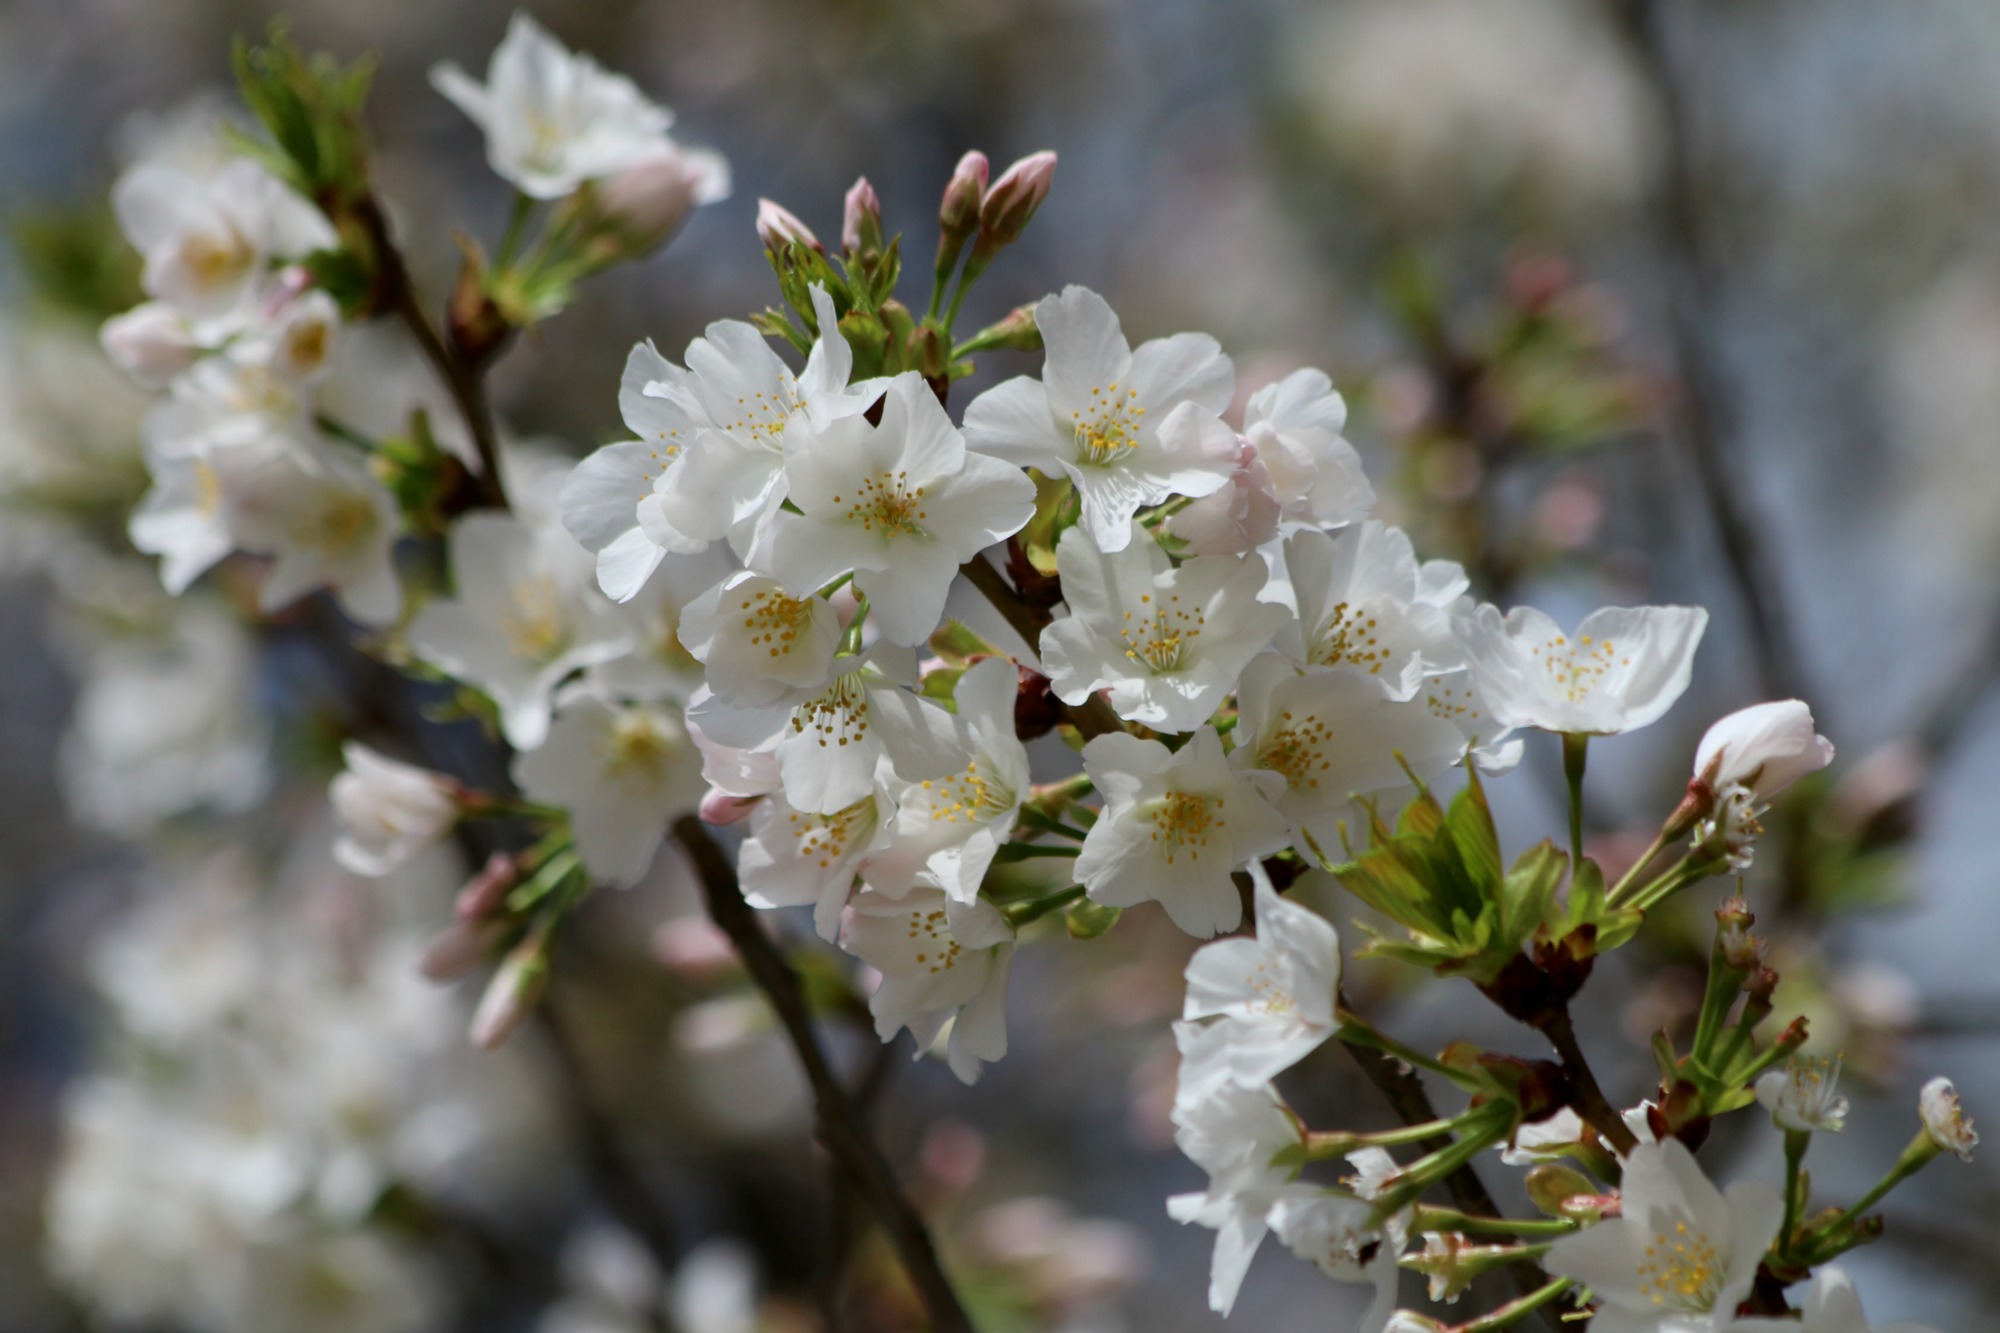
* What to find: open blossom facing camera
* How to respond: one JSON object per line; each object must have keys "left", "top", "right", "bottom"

{"left": 963, "top": 285, "right": 1237, "bottom": 550}
{"left": 431, "top": 13, "right": 677, "bottom": 199}
{"left": 841, "top": 883, "right": 1016, "bottom": 1084}
{"left": 1546, "top": 1139, "right": 1781, "bottom": 1333}
{"left": 513, "top": 695, "right": 706, "bottom": 886}
{"left": 1041, "top": 521, "right": 1288, "bottom": 732}
{"left": 1279, "top": 523, "right": 1468, "bottom": 698}
{"left": 1455, "top": 602, "right": 1708, "bottom": 736}
{"left": 1075, "top": 728, "right": 1291, "bottom": 938}
{"left": 1756, "top": 1053, "right": 1849, "bottom": 1134}
{"left": 771, "top": 373, "right": 1036, "bottom": 645}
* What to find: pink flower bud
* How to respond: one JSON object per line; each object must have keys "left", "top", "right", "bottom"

{"left": 599, "top": 142, "right": 731, "bottom": 253}
{"left": 756, "top": 198, "right": 821, "bottom": 253}
{"left": 469, "top": 944, "right": 548, "bottom": 1049}
{"left": 976, "top": 150, "right": 1057, "bottom": 250}
{"left": 420, "top": 917, "right": 509, "bottom": 982}
{"left": 699, "top": 787, "right": 762, "bottom": 826}
{"left": 939, "top": 150, "right": 989, "bottom": 237}
{"left": 842, "top": 176, "right": 883, "bottom": 255}
{"left": 455, "top": 851, "right": 520, "bottom": 922}
{"left": 100, "top": 302, "right": 199, "bottom": 387}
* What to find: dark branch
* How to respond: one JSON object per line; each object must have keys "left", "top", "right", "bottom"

{"left": 673, "top": 818, "right": 973, "bottom": 1332}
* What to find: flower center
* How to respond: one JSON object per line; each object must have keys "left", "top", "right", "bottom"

{"left": 785, "top": 796, "right": 877, "bottom": 869}
{"left": 1530, "top": 633, "right": 1629, "bottom": 704}
{"left": 1258, "top": 709, "right": 1333, "bottom": 793}
{"left": 603, "top": 710, "right": 683, "bottom": 790}
{"left": 1635, "top": 1218, "right": 1722, "bottom": 1312}
{"left": 180, "top": 227, "right": 254, "bottom": 291}
{"left": 1119, "top": 591, "right": 1203, "bottom": 674}
{"left": 905, "top": 906, "right": 965, "bottom": 975}
{"left": 792, "top": 674, "right": 870, "bottom": 749}
{"left": 720, "top": 372, "right": 804, "bottom": 452}
{"left": 838, "top": 470, "right": 928, "bottom": 540}
{"left": 738, "top": 587, "right": 814, "bottom": 660}
{"left": 1240, "top": 958, "right": 1298, "bottom": 1016}
{"left": 1147, "top": 789, "right": 1222, "bottom": 865}
{"left": 1308, "top": 600, "right": 1390, "bottom": 674}
{"left": 294, "top": 489, "right": 377, "bottom": 554}
{"left": 1070, "top": 382, "right": 1146, "bottom": 466}
{"left": 917, "top": 758, "right": 1014, "bottom": 825}
{"left": 501, "top": 576, "right": 571, "bottom": 662}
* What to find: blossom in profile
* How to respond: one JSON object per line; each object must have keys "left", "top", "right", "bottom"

{"left": 1454, "top": 602, "right": 1708, "bottom": 736}
{"left": 331, "top": 743, "right": 460, "bottom": 877}
{"left": 1164, "top": 1069, "right": 1299, "bottom": 1316}
{"left": 841, "top": 882, "right": 1015, "bottom": 1085}
{"left": 1919, "top": 1077, "right": 1977, "bottom": 1162}
{"left": 430, "top": 12, "right": 676, "bottom": 199}
{"left": 1693, "top": 699, "right": 1835, "bottom": 802}
{"left": 962, "top": 285, "right": 1237, "bottom": 551}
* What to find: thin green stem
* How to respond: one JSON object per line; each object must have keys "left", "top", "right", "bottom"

{"left": 816, "top": 571, "right": 854, "bottom": 599}
{"left": 838, "top": 592, "right": 871, "bottom": 656}
{"left": 1562, "top": 733, "right": 1589, "bottom": 869}
{"left": 1002, "top": 885, "right": 1086, "bottom": 929}
{"left": 1607, "top": 826, "right": 1672, "bottom": 901}
{"left": 494, "top": 192, "right": 535, "bottom": 270}
{"left": 313, "top": 412, "right": 377, "bottom": 452}
{"left": 1455, "top": 1276, "right": 1575, "bottom": 1332}
{"left": 1805, "top": 1131, "right": 1937, "bottom": 1258}
{"left": 1411, "top": 1205, "right": 1579, "bottom": 1239}
{"left": 1335, "top": 1012, "right": 1477, "bottom": 1086}
{"left": 1779, "top": 1128, "right": 1809, "bottom": 1257}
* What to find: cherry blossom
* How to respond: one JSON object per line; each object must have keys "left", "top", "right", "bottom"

{"left": 1454, "top": 602, "right": 1709, "bottom": 737}
{"left": 841, "top": 883, "right": 1016, "bottom": 1084}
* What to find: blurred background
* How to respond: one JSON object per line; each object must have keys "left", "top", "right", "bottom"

{"left": 4, "top": 0, "right": 2000, "bottom": 1329}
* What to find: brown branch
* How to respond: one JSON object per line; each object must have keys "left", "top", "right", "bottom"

{"left": 1614, "top": 0, "right": 1806, "bottom": 704}
{"left": 1339, "top": 1033, "right": 1560, "bottom": 1329}
{"left": 1538, "top": 1008, "right": 1639, "bottom": 1157}
{"left": 673, "top": 817, "right": 973, "bottom": 1332}
{"left": 352, "top": 194, "right": 511, "bottom": 511}
{"left": 958, "top": 555, "right": 1123, "bottom": 739}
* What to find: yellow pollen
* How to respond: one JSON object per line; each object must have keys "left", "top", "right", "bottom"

{"left": 1634, "top": 1218, "right": 1722, "bottom": 1312}
{"left": 1148, "top": 789, "right": 1219, "bottom": 865}
{"left": 1070, "top": 385, "right": 1147, "bottom": 465}
{"left": 1119, "top": 591, "right": 1203, "bottom": 674}
{"left": 844, "top": 469, "right": 927, "bottom": 539}
{"left": 791, "top": 674, "right": 870, "bottom": 749}
{"left": 739, "top": 588, "right": 816, "bottom": 660}
{"left": 1309, "top": 600, "right": 1390, "bottom": 673}
{"left": 784, "top": 797, "right": 877, "bottom": 869}
{"left": 1259, "top": 711, "right": 1334, "bottom": 791}
{"left": 1529, "top": 633, "right": 1620, "bottom": 703}
{"left": 501, "top": 576, "right": 571, "bottom": 662}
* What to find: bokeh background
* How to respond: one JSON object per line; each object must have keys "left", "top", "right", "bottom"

{"left": 4, "top": 0, "right": 2000, "bottom": 1329}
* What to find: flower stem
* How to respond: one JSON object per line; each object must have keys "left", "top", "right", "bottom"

{"left": 1561, "top": 733, "right": 1589, "bottom": 869}
{"left": 1802, "top": 1130, "right": 1939, "bottom": 1261}
{"left": 1001, "top": 885, "right": 1085, "bottom": 929}
{"left": 1779, "top": 1128, "right": 1810, "bottom": 1256}
{"left": 1453, "top": 1276, "right": 1575, "bottom": 1332}
{"left": 1412, "top": 1205, "right": 1579, "bottom": 1239}
{"left": 494, "top": 192, "right": 535, "bottom": 271}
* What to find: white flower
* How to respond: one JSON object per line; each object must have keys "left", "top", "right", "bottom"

{"left": 1240, "top": 368, "right": 1374, "bottom": 528}
{"left": 101, "top": 302, "right": 200, "bottom": 388}
{"left": 863, "top": 657, "right": 1031, "bottom": 902}
{"left": 584, "top": 547, "right": 736, "bottom": 704}
{"left": 1075, "top": 727, "right": 1292, "bottom": 938}
{"left": 595, "top": 140, "right": 732, "bottom": 250}
{"left": 644, "top": 286, "right": 884, "bottom": 556}
{"left": 771, "top": 373, "right": 1036, "bottom": 645}
{"left": 1165, "top": 439, "right": 1281, "bottom": 556}
{"left": 1040, "top": 521, "right": 1288, "bottom": 733}
{"left": 689, "top": 651, "right": 965, "bottom": 816}
{"left": 1755, "top": 1052, "right": 1849, "bottom": 1134}
{"left": 406, "top": 512, "right": 634, "bottom": 749}
{"left": 1229, "top": 652, "right": 1473, "bottom": 862}
{"left": 331, "top": 743, "right": 460, "bottom": 877}
{"left": 1500, "top": 1108, "right": 1588, "bottom": 1166}
{"left": 213, "top": 437, "right": 402, "bottom": 625}
{"left": 962, "top": 285, "right": 1237, "bottom": 551}
{"left": 1454, "top": 602, "right": 1709, "bottom": 736}
{"left": 1266, "top": 1189, "right": 1403, "bottom": 1331}
{"left": 430, "top": 13, "right": 675, "bottom": 199}
{"left": 1164, "top": 1071, "right": 1300, "bottom": 1316}
{"left": 1280, "top": 523, "right": 1467, "bottom": 699}
{"left": 128, "top": 442, "right": 234, "bottom": 596}
{"left": 514, "top": 696, "right": 706, "bottom": 886}
{"left": 558, "top": 341, "right": 712, "bottom": 600}
{"left": 677, "top": 569, "right": 842, "bottom": 709}
{"left": 1726, "top": 1266, "right": 1940, "bottom": 1333}
{"left": 233, "top": 287, "right": 343, "bottom": 385}
{"left": 1919, "top": 1077, "right": 1977, "bottom": 1161}
{"left": 1545, "top": 1138, "right": 1782, "bottom": 1333}
{"left": 1694, "top": 700, "right": 1835, "bottom": 800}
{"left": 841, "top": 883, "right": 1016, "bottom": 1084}
{"left": 736, "top": 785, "right": 894, "bottom": 940}
{"left": 1177, "top": 861, "right": 1342, "bottom": 1095}
{"left": 111, "top": 157, "right": 335, "bottom": 336}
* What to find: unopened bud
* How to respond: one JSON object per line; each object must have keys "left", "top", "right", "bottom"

{"left": 906, "top": 325, "right": 947, "bottom": 380}
{"left": 699, "top": 787, "right": 762, "bottom": 826}
{"left": 957, "top": 303, "right": 1042, "bottom": 356}
{"left": 756, "top": 198, "right": 821, "bottom": 254}
{"left": 972, "top": 150, "right": 1056, "bottom": 262}
{"left": 469, "top": 939, "right": 549, "bottom": 1049}
{"left": 842, "top": 176, "right": 884, "bottom": 255}
{"left": 101, "top": 302, "right": 199, "bottom": 387}
{"left": 1524, "top": 1164, "right": 1597, "bottom": 1218}
{"left": 420, "top": 917, "right": 510, "bottom": 981}
{"left": 456, "top": 851, "right": 521, "bottom": 922}
{"left": 598, "top": 143, "right": 731, "bottom": 255}
{"left": 1920, "top": 1076, "right": 1978, "bottom": 1161}
{"left": 940, "top": 151, "right": 990, "bottom": 237}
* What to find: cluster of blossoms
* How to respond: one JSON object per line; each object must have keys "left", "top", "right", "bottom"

{"left": 63, "top": 12, "right": 1977, "bottom": 1332}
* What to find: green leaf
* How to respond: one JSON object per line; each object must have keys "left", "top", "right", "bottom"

{"left": 1500, "top": 841, "right": 1567, "bottom": 944}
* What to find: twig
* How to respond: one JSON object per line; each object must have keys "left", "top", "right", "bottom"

{"left": 673, "top": 817, "right": 973, "bottom": 1332}
{"left": 352, "top": 194, "right": 511, "bottom": 510}
{"left": 1338, "top": 1033, "right": 1560, "bottom": 1329}
{"left": 1615, "top": 0, "right": 1806, "bottom": 704}
{"left": 1538, "top": 1008, "right": 1640, "bottom": 1157}
{"left": 817, "top": 1039, "right": 901, "bottom": 1332}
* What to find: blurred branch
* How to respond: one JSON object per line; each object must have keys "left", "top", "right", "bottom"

{"left": 817, "top": 1039, "right": 901, "bottom": 1332}
{"left": 1615, "top": 0, "right": 1808, "bottom": 704}
{"left": 673, "top": 817, "right": 974, "bottom": 1333}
